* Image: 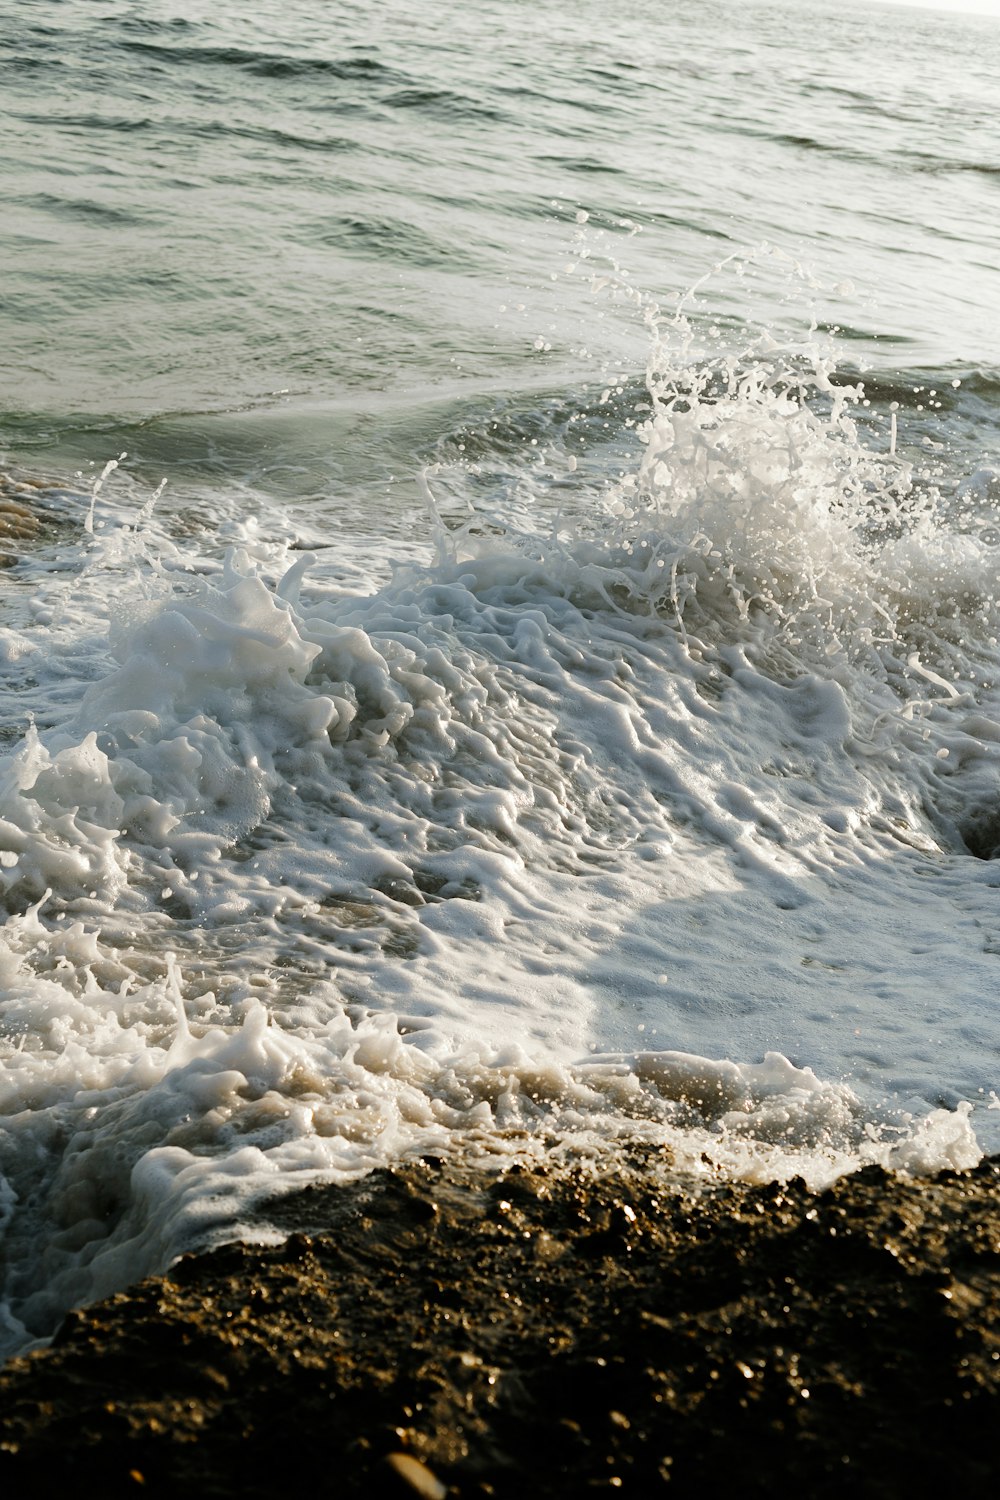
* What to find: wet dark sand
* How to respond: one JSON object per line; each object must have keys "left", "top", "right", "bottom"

{"left": 2, "top": 1150, "right": 999, "bottom": 1497}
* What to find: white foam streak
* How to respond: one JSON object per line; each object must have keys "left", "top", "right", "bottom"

{"left": 1, "top": 901, "right": 979, "bottom": 1362}
{"left": 3, "top": 301, "right": 1000, "bottom": 1358}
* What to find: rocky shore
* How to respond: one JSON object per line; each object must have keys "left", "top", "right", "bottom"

{"left": 2, "top": 1150, "right": 1000, "bottom": 1498}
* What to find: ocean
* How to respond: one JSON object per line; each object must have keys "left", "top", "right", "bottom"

{"left": 1, "top": 0, "right": 998, "bottom": 1361}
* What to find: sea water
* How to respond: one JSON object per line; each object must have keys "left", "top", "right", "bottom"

{"left": 1, "top": 0, "right": 999, "bottom": 1358}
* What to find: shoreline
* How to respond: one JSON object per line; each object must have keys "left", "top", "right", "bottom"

{"left": 2, "top": 1150, "right": 1000, "bottom": 1496}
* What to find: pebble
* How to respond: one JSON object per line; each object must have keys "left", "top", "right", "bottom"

{"left": 384, "top": 1451, "right": 448, "bottom": 1500}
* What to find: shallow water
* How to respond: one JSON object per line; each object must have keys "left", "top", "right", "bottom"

{"left": 1, "top": 0, "right": 999, "bottom": 1357}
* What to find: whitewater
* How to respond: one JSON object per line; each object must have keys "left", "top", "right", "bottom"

{"left": 1, "top": 0, "right": 999, "bottom": 1360}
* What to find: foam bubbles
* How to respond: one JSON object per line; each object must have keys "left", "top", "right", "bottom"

{"left": 2, "top": 294, "right": 999, "bottom": 1360}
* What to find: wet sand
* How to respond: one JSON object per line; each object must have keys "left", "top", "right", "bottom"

{"left": 1, "top": 1150, "right": 999, "bottom": 1497}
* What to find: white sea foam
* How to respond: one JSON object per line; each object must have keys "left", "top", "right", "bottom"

{"left": 2, "top": 307, "right": 999, "bottom": 1357}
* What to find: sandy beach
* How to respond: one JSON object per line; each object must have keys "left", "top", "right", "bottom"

{"left": 2, "top": 1152, "right": 999, "bottom": 1497}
